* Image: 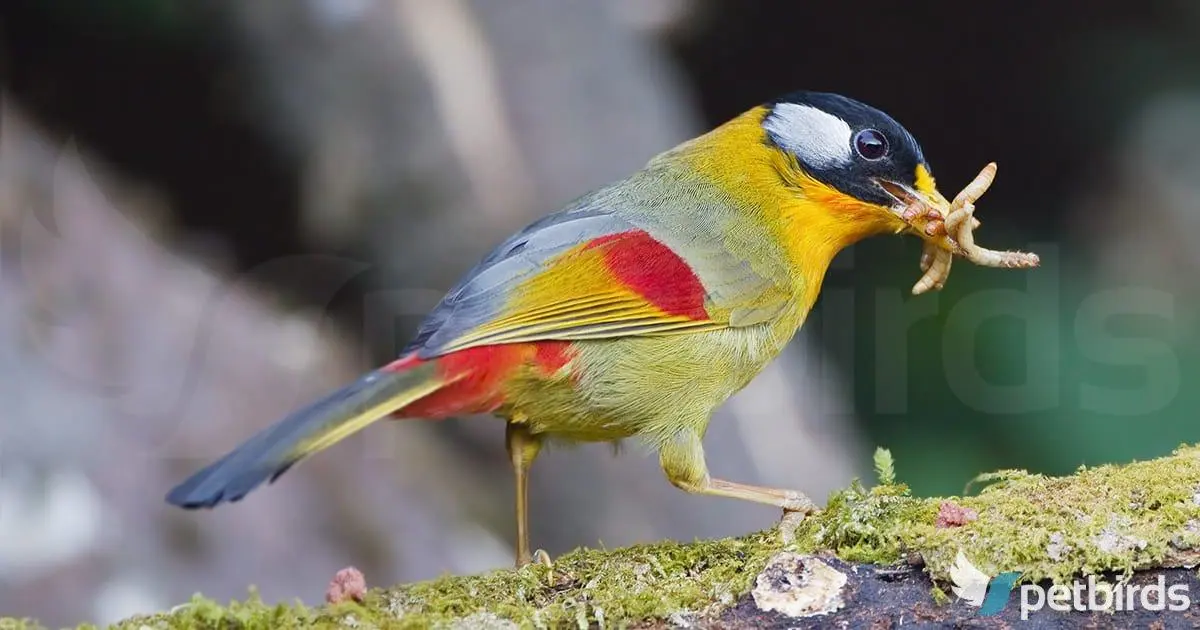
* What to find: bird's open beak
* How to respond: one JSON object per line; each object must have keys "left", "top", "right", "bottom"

{"left": 874, "top": 178, "right": 967, "bottom": 256}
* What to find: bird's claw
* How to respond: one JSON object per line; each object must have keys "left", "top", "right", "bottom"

{"left": 517, "top": 548, "right": 554, "bottom": 569}
{"left": 780, "top": 491, "right": 817, "bottom": 514}
{"left": 778, "top": 505, "right": 816, "bottom": 545}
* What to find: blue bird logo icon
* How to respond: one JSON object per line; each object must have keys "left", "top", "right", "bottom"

{"left": 949, "top": 550, "right": 1021, "bottom": 616}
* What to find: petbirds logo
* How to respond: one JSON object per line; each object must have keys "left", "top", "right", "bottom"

{"left": 948, "top": 551, "right": 1021, "bottom": 616}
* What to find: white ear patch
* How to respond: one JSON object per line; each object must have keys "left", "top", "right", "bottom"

{"left": 764, "top": 103, "right": 854, "bottom": 168}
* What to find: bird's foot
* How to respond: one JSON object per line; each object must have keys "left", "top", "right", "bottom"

{"left": 517, "top": 548, "right": 553, "bottom": 569}
{"left": 778, "top": 502, "right": 817, "bottom": 545}
{"left": 779, "top": 491, "right": 817, "bottom": 514}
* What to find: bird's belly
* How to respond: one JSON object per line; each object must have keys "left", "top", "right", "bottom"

{"left": 501, "top": 326, "right": 787, "bottom": 443}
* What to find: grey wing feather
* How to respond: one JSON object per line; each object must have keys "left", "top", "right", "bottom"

{"left": 403, "top": 200, "right": 635, "bottom": 358}
{"left": 402, "top": 165, "right": 795, "bottom": 358}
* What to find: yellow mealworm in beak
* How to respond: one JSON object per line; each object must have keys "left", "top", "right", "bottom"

{"left": 952, "top": 162, "right": 997, "bottom": 209}
{"left": 912, "top": 250, "right": 952, "bottom": 293}
{"left": 919, "top": 242, "right": 936, "bottom": 272}
{"left": 910, "top": 162, "right": 1040, "bottom": 295}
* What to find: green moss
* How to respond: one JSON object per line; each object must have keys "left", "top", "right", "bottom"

{"left": 82, "top": 533, "right": 782, "bottom": 630}
{"left": 790, "top": 443, "right": 1200, "bottom": 587}
{"left": 382, "top": 530, "right": 783, "bottom": 628}
{"left": 873, "top": 446, "right": 897, "bottom": 485}
{"left": 10, "top": 444, "right": 1200, "bottom": 628}
{"left": 106, "top": 591, "right": 328, "bottom": 630}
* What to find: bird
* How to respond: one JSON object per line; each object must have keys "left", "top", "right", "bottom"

{"left": 167, "top": 91, "right": 990, "bottom": 567}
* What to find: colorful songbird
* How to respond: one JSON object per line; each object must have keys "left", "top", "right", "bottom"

{"left": 167, "top": 92, "right": 1027, "bottom": 566}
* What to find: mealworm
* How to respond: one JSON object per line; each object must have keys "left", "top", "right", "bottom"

{"left": 946, "top": 203, "right": 977, "bottom": 250}
{"left": 909, "top": 162, "right": 1040, "bottom": 294}
{"left": 912, "top": 251, "right": 951, "bottom": 294}
{"left": 964, "top": 247, "right": 1041, "bottom": 269}
{"left": 919, "top": 241, "right": 936, "bottom": 272}
{"left": 953, "top": 162, "right": 997, "bottom": 209}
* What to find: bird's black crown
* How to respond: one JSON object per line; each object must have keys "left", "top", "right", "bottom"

{"left": 763, "top": 91, "right": 930, "bottom": 207}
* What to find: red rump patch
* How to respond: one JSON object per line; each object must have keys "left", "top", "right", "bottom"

{"left": 385, "top": 342, "right": 577, "bottom": 419}
{"left": 384, "top": 353, "right": 424, "bottom": 371}
{"left": 585, "top": 230, "right": 708, "bottom": 320}
{"left": 533, "top": 340, "right": 575, "bottom": 376}
{"left": 396, "top": 345, "right": 524, "bottom": 418}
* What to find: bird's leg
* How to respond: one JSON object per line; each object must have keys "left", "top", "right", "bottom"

{"left": 659, "top": 430, "right": 817, "bottom": 515}
{"left": 505, "top": 421, "right": 549, "bottom": 567}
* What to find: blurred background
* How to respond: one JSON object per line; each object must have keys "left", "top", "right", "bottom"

{"left": 1, "top": 0, "right": 1198, "bottom": 625}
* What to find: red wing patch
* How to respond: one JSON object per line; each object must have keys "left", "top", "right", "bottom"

{"left": 585, "top": 230, "right": 708, "bottom": 320}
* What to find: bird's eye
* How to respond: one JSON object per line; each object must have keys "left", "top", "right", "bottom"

{"left": 853, "top": 129, "right": 888, "bottom": 161}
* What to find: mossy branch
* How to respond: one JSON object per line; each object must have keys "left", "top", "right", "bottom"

{"left": 11, "top": 445, "right": 1200, "bottom": 629}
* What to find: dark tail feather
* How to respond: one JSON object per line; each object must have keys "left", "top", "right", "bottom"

{"left": 166, "top": 362, "right": 442, "bottom": 508}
